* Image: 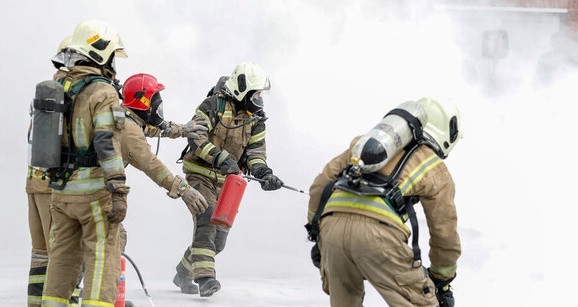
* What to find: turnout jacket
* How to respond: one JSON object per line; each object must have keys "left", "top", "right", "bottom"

{"left": 51, "top": 66, "right": 126, "bottom": 202}
{"left": 308, "top": 136, "right": 461, "bottom": 281}
{"left": 120, "top": 107, "right": 179, "bottom": 192}
{"left": 182, "top": 94, "right": 268, "bottom": 181}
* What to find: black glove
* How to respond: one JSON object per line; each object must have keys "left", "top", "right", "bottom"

{"left": 260, "top": 174, "right": 283, "bottom": 191}
{"left": 311, "top": 242, "right": 321, "bottom": 268}
{"left": 428, "top": 269, "right": 456, "bottom": 307}
{"left": 215, "top": 151, "right": 240, "bottom": 175}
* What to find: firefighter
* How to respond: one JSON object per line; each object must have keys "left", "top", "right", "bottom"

{"left": 306, "top": 97, "right": 462, "bottom": 307}
{"left": 119, "top": 72, "right": 208, "bottom": 218}
{"left": 173, "top": 62, "right": 283, "bottom": 297}
{"left": 40, "top": 19, "right": 130, "bottom": 306}
{"left": 25, "top": 36, "right": 84, "bottom": 307}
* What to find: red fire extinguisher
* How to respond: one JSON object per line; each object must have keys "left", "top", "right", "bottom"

{"left": 114, "top": 255, "right": 127, "bottom": 307}
{"left": 211, "top": 173, "right": 247, "bottom": 227}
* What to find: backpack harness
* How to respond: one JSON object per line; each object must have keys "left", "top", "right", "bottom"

{"left": 306, "top": 108, "right": 426, "bottom": 268}
{"left": 34, "top": 75, "right": 111, "bottom": 189}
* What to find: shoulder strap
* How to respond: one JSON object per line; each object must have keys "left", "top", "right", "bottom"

{"left": 307, "top": 179, "right": 338, "bottom": 242}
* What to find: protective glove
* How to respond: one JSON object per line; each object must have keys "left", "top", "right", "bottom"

{"left": 168, "top": 175, "right": 209, "bottom": 214}
{"left": 260, "top": 174, "right": 283, "bottom": 191}
{"left": 181, "top": 118, "right": 209, "bottom": 139}
{"left": 214, "top": 150, "right": 240, "bottom": 175}
{"left": 105, "top": 179, "right": 130, "bottom": 224}
{"left": 311, "top": 242, "right": 321, "bottom": 268}
{"left": 428, "top": 269, "right": 456, "bottom": 307}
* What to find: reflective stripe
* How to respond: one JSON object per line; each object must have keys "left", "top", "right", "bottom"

{"left": 199, "top": 143, "right": 216, "bottom": 161}
{"left": 192, "top": 261, "right": 215, "bottom": 270}
{"left": 192, "top": 248, "right": 216, "bottom": 258}
{"left": 429, "top": 264, "right": 457, "bottom": 278}
{"left": 154, "top": 168, "right": 171, "bottom": 186}
{"left": 29, "top": 274, "right": 45, "bottom": 284}
{"left": 222, "top": 110, "right": 233, "bottom": 119}
{"left": 74, "top": 117, "right": 89, "bottom": 148}
{"left": 89, "top": 199, "right": 107, "bottom": 301}
{"left": 82, "top": 299, "right": 114, "bottom": 307}
{"left": 248, "top": 130, "right": 265, "bottom": 145}
{"left": 247, "top": 158, "right": 266, "bottom": 170}
{"left": 93, "top": 112, "right": 114, "bottom": 128}
{"left": 182, "top": 161, "right": 226, "bottom": 183}
{"left": 53, "top": 178, "right": 105, "bottom": 194}
{"left": 326, "top": 190, "right": 409, "bottom": 232}
{"left": 400, "top": 153, "right": 441, "bottom": 196}
{"left": 195, "top": 110, "right": 213, "bottom": 130}
{"left": 41, "top": 295, "right": 70, "bottom": 306}
{"left": 99, "top": 156, "right": 125, "bottom": 174}
{"left": 28, "top": 295, "right": 41, "bottom": 305}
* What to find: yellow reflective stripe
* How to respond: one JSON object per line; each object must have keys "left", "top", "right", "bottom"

{"left": 222, "top": 110, "right": 233, "bottom": 119}
{"left": 192, "top": 261, "right": 215, "bottom": 270}
{"left": 93, "top": 112, "right": 114, "bottom": 128}
{"left": 248, "top": 130, "right": 265, "bottom": 145}
{"left": 429, "top": 264, "right": 457, "bottom": 278}
{"left": 42, "top": 295, "right": 70, "bottom": 306}
{"left": 154, "top": 169, "right": 171, "bottom": 186}
{"left": 28, "top": 167, "right": 49, "bottom": 179}
{"left": 89, "top": 199, "right": 107, "bottom": 301}
{"left": 74, "top": 117, "right": 90, "bottom": 148}
{"left": 247, "top": 158, "right": 266, "bottom": 170}
{"left": 307, "top": 209, "right": 316, "bottom": 222}
{"left": 192, "top": 248, "right": 216, "bottom": 258}
{"left": 52, "top": 178, "right": 105, "bottom": 194}
{"left": 326, "top": 190, "right": 409, "bottom": 232}
{"left": 29, "top": 274, "right": 45, "bottom": 284}
{"left": 82, "top": 299, "right": 114, "bottom": 307}
{"left": 183, "top": 161, "right": 226, "bottom": 183}
{"left": 195, "top": 110, "right": 213, "bottom": 130}
{"left": 199, "top": 143, "right": 216, "bottom": 161}
{"left": 99, "top": 157, "right": 125, "bottom": 174}
{"left": 180, "top": 258, "right": 192, "bottom": 272}
{"left": 28, "top": 295, "right": 41, "bottom": 305}
{"left": 399, "top": 154, "right": 442, "bottom": 196}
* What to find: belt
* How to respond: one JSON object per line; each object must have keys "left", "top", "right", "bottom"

{"left": 28, "top": 167, "right": 49, "bottom": 179}
{"left": 183, "top": 161, "right": 226, "bottom": 183}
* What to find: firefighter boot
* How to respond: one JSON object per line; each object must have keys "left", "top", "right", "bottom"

{"left": 196, "top": 277, "right": 221, "bottom": 297}
{"left": 173, "top": 273, "right": 199, "bottom": 294}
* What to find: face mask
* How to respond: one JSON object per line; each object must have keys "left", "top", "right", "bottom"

{"left": 246, "top": 90, "right": 264, "bottom": 114}
{"left": 148, "top": 93, "right": 165, "bottom": 127}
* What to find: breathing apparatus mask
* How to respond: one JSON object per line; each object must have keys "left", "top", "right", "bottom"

{"left": 245, "top": 90, "right": 265, "bottom": 115}
{"left": 131, "top": 92, "right": 165, "bottom": 128}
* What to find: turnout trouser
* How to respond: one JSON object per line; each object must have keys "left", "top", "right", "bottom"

{"left": 319, "top": 212, "right": 438, "bottom": 307}
{"left": 42, "top": 192, "right": 121, "bottom": 306}
{"left": 27, "top": 190, "right": 51, "bottom": 307}
{"left": 176, "top": 174, "right": 229, "bottom": 281}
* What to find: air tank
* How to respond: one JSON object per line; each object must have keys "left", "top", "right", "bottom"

{"left": 31, "top": 80, "right": 65, "bottom": 168}
{"left": 350, "top": 100, "right": 428, "bottom": 173}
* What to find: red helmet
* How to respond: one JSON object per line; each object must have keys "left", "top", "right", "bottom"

{"left": 122, "top": 73, "right": 165, "bottom": 110}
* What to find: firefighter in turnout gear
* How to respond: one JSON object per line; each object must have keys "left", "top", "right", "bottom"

{"left": 25, "top": 36, "right": 82, "bottom": 307}
{"left": 120, "top": 73, "right": 208, "bottom": 216}
{"left": 306, "top": 98, "right": 462, "bottom": 307}
{"left": 173, "top": 62, "right": 283, "bottom": 297}
{"left": 41, "top": 19, "right": 130, "bottom": 306}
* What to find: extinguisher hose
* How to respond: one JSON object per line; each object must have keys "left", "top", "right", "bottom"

{"left": 121, "top": 252, "right": 156, "bottom": 307}
{"left": 243, "top": 175, "right": 309, "bottom": 195}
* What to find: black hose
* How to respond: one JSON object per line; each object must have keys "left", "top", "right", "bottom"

{"left": 121, "top": 252, "right": 151, "bottom": 297}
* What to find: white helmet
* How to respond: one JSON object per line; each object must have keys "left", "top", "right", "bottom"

{"left": 224, "top": 62, "right": 271, "bottom": 101}
{"left": 51, "top": 35, "right": 73, "bottom": 69}
{"left": 417, "top": 97, "right": 463, "bottom": 159}
{"left": 67, "top": 19, "right": 127, "bottom": 65}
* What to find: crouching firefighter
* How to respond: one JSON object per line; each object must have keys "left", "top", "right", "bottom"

{"left": 305, "top": 97, "right": 463, "bottom": 307}
{"left": 34, "top": 19, "right": 131, "bottom": 306}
